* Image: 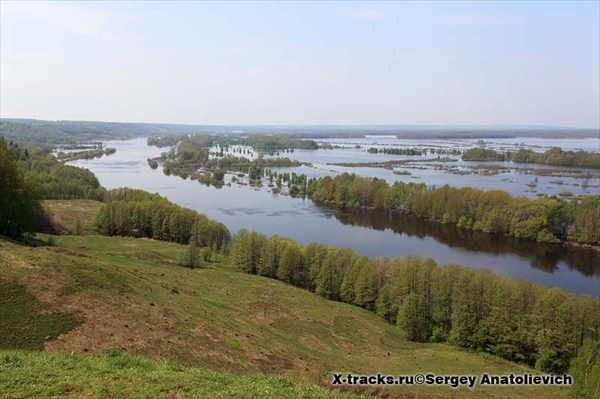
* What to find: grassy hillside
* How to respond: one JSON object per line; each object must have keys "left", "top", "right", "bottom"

{"left": 42, "top": 199, "right": 103, "bottom": 235}
{"left": 0, "top": 350, "right": 363, "bottom": 399}
{"left": 0, "top": 232, "right": 570, "bottom": 399}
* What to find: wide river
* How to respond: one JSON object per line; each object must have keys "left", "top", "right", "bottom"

{"left": 69, "top": 137, "right": 600, "bottom": 296}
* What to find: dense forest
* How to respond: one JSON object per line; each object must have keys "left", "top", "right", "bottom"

{"left": 462, "top": 147, "right": 600, "bottom": 169}
{"left": 462, "top": 147, "right": 510, "bottom": 161}
{"left": 4, "top": 139, "right": 105, "bottom": 201}
{"left": 0, "top": 139, "right": 45, "bottom": 238}
{"left": 511, "top": 147, "right": 600, "bottom": 168}
{"left": 1, "top": 135, "right": 230, "bottom": 250}
{"left": 147, "top": 135, "right": 186, "bottom": 148}
{"left": 306, "top": 173, "right": 599, "bottom": 245}
{"left": 95, "top": 188, "right": 230, "bottom": 250}
{"left": 229, "top": 229, "right": 600, "bottom": 373}
{"left": 0, "top": 119, "right": 213, "bottom": 146}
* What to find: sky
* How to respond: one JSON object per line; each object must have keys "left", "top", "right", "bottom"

{"left": 1, "top": 1, "right": 599, "bottom": 127}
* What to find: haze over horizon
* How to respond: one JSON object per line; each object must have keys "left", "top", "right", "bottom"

{"left": 1, "top": 1, "right": 599, "bottom": 128}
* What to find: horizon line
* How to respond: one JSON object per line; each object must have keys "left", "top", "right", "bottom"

{"left": 2, "top": 117, "right": 599, "bottom": 130}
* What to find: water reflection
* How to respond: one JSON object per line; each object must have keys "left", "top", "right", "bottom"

{"left": 68, "top": 138, "right": 600, "bottom": 296}
{"left": 333, "top": 210, "right": 600, "bottom": 277}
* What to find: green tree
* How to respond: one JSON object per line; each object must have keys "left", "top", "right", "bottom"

{"left": 534, "top": 288, "right": 579, "bottom": 373}
{"left": 340, "top": 256, "right": 366, "bottom": 304}
{"left": 74, "top": 218, "right": 81, "bottom": 236}
{"left": 182, "top": 242, "right": 200, "bottom": 269}
{"left": 230, "top": 229, "right": 264, "bottom": 274}
{"left": 277, "top": 242, "right": 303, "bottom": 284}
{"left": 0, "top": 139, "right": 44, "bottom": 238}
{"left": 449, "top": 269, "right": 495, "bottom": 349}
{"left": 302, "top": 242, "right": 328, "bottom": 291}
{"left": 430, "top": 265, "right": 461, "bottom": 342}
{"left": 316, "top": 248, "right": 352, "bottom": 300}
{"left": 354, "top": 258, "right": 382, "bottom": 311}
{"left": 397, "top": 292, "right": 430, "bottom": 342}
{"left": 212, "top": 168, "right": 225, "bottom": 182}
{"left": 569, "top": 339, "right": 600, "bottom": 399}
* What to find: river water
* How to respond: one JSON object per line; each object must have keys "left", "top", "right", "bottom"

{"left": 69, "top": 137, "right": 600, "bottom": 296}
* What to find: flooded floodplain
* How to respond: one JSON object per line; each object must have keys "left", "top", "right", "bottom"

{"left": 69, "top": 137, "right": 600, "bottom": 296}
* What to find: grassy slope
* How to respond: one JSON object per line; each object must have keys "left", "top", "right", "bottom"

{"left": 0, "top": 231, "right": 569, "bottom": 399}
{"left": 1, "top": 199, "right": 570, "bottom": 398}
{"left": 0, "top": 350, "right": 362, "bottom": 399}
{"left": 42, "top": 199, "right": 103, "bottom": 235}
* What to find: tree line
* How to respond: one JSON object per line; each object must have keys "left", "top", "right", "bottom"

{"left": 1, "top": 137, "right": 103, "bottom": 238}
{"left": 152, "top": 139, "right": 599, "bottom": 246}
{"left": 368, "top": 147, "right": 424, "bottom": 156}
{"left": 2, "top": 136, "right": 231, "bottom": 252}
{"left": 0, "top": 118, "right": 214, "bottom": 146}
{"left": 4, "top": 139, "right": 106, "bottom": 201}
{"left": 55, "top": 146, "right": 116, "bottom": 162}
{"left": 218, "top": 134, "right": 319, "bottom": 151}
{"left": 95, "top": 188, "right": 230, "bottom": 250}
{"left": 367, "top": 147, "right": 462, "bottom": 156}
{"left": 157, "top": 137, "right": 304, "bottom": 186}
{"left": 20, "top": 149, "right": 106, "bottom": 201}
{"left": 0, "top": 138, "right": 44, "bottom": 238}
{"left": 147, "top": 133, "right": 320, "bottom": 152}
{"left": 307, "top": 173, "right": 599, "bottom": 245}
{"left": 462, "top": 147, "right": 600, "bottom": 169}
{"left": 462, "top": 147, "right": 509, "bottom": 161}
{"left": 229, "top": 229, "right": 600, "bottom": 374}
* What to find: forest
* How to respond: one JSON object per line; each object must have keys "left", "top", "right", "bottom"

{"left": 0, "top": 119, "right": 216, "bottom": 146}
{"left": 55, "top": 146, "right": 116, "bottom": 162}
{"left": 462, "top": 147, "right": 510, "bottom": 161}
{"left": 0, "top": 139, "right": 45, "bottom": 238}
{"left": 1, "top": 137, "right": 229, "bottom": 251}
{"left": 95, "top": 188, "right": 230, "bottom": 250}
{"left": 147, "top": 135, "right": 185, "bottom": 148}
{"left": 462, "top": 147, "right": 600, "bottom": 168}
{"left": 147, "top": 133, "right": 319, "bottom": 152}
{"left": 307, "top": 173, "right": 599, "bottom": 245}
{"left": 229, "top": 229, "right": 600, "bottom": 374}
{"left": 4, "top": 139, "right": 105, "bottom": 201}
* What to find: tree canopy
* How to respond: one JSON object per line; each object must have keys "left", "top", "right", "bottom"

{"left": 229, "top": 230, "right": 600, "bottom": 374}
{"left": 0, "top": 138, "right": 44, "bottom": 238}
{"left": 308, "top": 173, "right": 599, "bottom": 245}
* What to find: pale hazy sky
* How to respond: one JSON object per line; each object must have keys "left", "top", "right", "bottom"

{"left": 1, "top": 1, "right": 599, "bottom": 127}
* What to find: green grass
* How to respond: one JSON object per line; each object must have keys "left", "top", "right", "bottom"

{"left": 42, "top": 199, "right": 103, "bottom": 235}
{"left": 224, "top": 336, "right": 241, "bottom": 349}
{"left": 0, "top": 350, "right": 363, "bottom": 399}
{"left": 0, "top": 283, "right": 80, "bottom": 350}
{"left": 0, "top": 231, "right": 570, "bottom": 399}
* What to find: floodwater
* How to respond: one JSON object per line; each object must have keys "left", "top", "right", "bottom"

{"left": 69, "top": 137, "right": 600, "bottom": 296}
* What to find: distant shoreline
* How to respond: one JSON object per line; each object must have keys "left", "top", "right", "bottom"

{"left": 2, "top": 117, "right": 599, "bottom": 143}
